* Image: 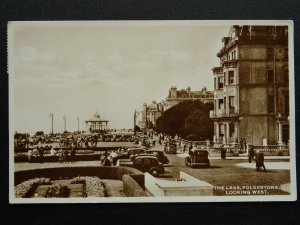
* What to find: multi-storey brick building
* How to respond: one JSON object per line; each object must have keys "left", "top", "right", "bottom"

{"left": 210, "top": 25, "right": 289, "bottom": 146}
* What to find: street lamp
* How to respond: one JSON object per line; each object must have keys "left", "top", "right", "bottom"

{"left": 49, "top": 113, "right": 54, "bottom": 134}
{"left": 77, "top": 117, "right": 80, "bottom": 132}
{"left": 134, "top": 110, "right": 140, "bottom": 135}
{"left": 63, "top": 116, "right": 67, "bottom": 132}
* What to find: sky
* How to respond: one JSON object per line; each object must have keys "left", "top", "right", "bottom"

{"left": 9, "top": 21, "right": 230, "bottom": 133}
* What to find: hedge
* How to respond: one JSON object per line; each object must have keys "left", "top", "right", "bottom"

{"left": 15, "top": 166, "right": 142, "bottom": 186}
{"left": 15, "top": 154, "right": 101, "bottom": 163}
{"left": 122, "top": 174, "right": 147, "bottom": 197}
{"left": 15, "top": 146, "right": 137, "bottom": 153}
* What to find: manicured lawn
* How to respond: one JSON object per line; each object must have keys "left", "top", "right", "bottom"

{"left": 187, "top": 159, "right": 289, "bottom": 195}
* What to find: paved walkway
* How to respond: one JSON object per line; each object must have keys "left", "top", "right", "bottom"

{"left": 235, "top": 162, "right": 291, "bottom": 170}
{"left": 176, "top": 152, "right": 290, "bottom": 160}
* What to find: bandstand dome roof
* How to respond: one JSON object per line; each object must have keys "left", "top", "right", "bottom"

{"left": 86, "top": 112, "right": 108, "bottom": 122}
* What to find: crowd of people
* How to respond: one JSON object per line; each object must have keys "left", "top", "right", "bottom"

{"left": 27, "top": 146, "right": 76, "bottom": 163}
{"left": 15, "top": 131, "right": 136, "bottom": 150}
{"left": 18, "top": 130, "right": 269, "bottom": 172}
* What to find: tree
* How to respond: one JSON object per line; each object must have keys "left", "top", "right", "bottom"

{"left": 156, "top": 100, "right": 214, "bottom": 140}
{"left": 184, "top": 109, "right": 214, "bottom": 139}
{"left": 134, "top": 125, "right": 141, "bottom": 132}
{"left": 35, "top": 131, "right": 44, "bottom": 136}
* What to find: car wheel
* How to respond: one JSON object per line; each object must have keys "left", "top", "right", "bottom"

{"left": 150, "top": 168, "right": 159, "bottom": 177}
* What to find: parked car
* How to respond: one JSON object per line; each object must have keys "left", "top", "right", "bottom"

{"left": 144, "top": 150, "right": 169, "bottom": 164}
{"left": 165, "top": 142, "right": 177, "bottom": 154}
{"left": 118, "top": 155, "right": 165, "bottom": 177}
{"left": 112, "top": 148, "right": 146, "bottom": 165}
{"left": 185, "top": 149, "right": 210, "bottom": 168}
{"left": 127, "top": 148, "right": 146, "bottom": 156}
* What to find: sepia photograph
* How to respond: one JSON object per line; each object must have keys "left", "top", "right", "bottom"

{"left": 8, "top": 20, "right": 296, "bottom": 203}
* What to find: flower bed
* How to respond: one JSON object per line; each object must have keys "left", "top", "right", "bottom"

{"left": 15, "top": 177, "right": 52, "bottom": 198}
{"left": 71, "top": 176, "right": 107, "bottom": 197}
{"left": 45, "top": 185, "right": 70, "bottom": 198}
{"left": 15, "top": 176, "right": 107, "bottom": 198}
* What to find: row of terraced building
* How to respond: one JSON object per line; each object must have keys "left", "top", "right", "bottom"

{"left": 211, "top": 25, "right": 290, "bottom": 146}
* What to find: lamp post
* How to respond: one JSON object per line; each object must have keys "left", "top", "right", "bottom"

{"left": 49, "top": 113, "right": 54, "bottom": 134}
{"left": 77, "top": 117, "right": 80, "bottom": 132}
{"left": 63, "top": 116, "right": 66, "bottom": 132}
{"left": 134, "top": 110, "right": 140, "bottom": 135}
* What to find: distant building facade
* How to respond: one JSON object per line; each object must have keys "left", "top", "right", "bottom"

{"left": 165, "top": 86, "right": 213, "bottom": 109}
{"left": 210, "top": 25, "right": 289, "bottom": 146}
{"left": 85, "top": 112, "right": 109, "bottom": 133}
{"left": 139, "top": 101, "right": 164, "bottom": 129}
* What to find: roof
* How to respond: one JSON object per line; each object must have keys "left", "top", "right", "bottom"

{"left": 148, "top": 103, "right": 158, "bottom": 110}
{"left": 86, "top": 112, "right": 108, "bottom": 122}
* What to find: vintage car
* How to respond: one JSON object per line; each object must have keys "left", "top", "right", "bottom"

{"left": 185, "top": 149, "right": 210, "bottom": 168}
{"left": 144, "top": 149, "right": 169, "bottom": 164}
{"left": 165, "top": 142, "right": 177, "bottom": 154}
{"left": 111, "top": 148, "right": 146, "bottom": 165}
{"left": 118, "top": 155, "right": 165, "bottom": 177}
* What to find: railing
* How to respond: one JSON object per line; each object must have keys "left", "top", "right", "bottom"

{"left": 208, "top": 144, "right": 289, "bottom": 157}
{"left": 222, "top": 60, "right": 238, "bottom": 68}
{"left": 210, "top": 108, "right": 238, "bottom": 118}
{"left": 208, "top": 146, "right": 241, "bottom": 157}
{"left": 253, "top": 145, "right": 289, "bottom": 152}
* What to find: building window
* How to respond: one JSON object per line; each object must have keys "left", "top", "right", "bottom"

{"left": 268, "top": 70, "right": 274, "bottom": 83}
{"left": 219, "top": 124, "right": 224, "bottom": 136}
{"left": 218, "top": 99, "right": 223, "bottom": 109}
{"left": 267, "top": 48, "right": 274, "bottom": 60}
{"left": 229, "top": 71, "right": 235, "bottom": 84}
{"left": 224, "top": 72, "right": 227, "bottom": 85}
{"left": 268, "top": 95, "right": 274, "bottom": 113}
{"left": 229, "top": 123, "right": 235, "bottom": 137}
{"left": 229, "top": 96, "right": 235, "bottom": 109}
{"left": 218, "top": 76, "right": 224, "bottom": 89}
{"left": 214, "top": 124, "right": 217, "bottom": 136}
{"left": 284, "top": 70, "right": 289, "bottom": 83}
{"left": 214, "top": 77, "right": 216, "bottom": 90}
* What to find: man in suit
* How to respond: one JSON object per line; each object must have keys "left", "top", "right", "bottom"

{"left": 255, "top": 150, "right": 267, "bottom": 172}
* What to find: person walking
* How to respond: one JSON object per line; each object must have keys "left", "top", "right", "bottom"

{"left": 38, "top": 147, "right": 44, "bottom": 163}
{"left": 70, "top": 147, "right": 76, "bottom": 163}
{"left": 248, "top": 145, "right": 255, "bottom": 163}
{"left": 63, "top": 149, "right": 69, "bottom": 163}
{"left": 27, "top": 149, "right": 33, "bottom": 163}
{"left": 255, "top": 150, "right": 267, "bottom": 172}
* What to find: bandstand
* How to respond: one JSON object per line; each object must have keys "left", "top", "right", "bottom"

{"left": 85, "top": 112, "right": 109, "bottom": 133}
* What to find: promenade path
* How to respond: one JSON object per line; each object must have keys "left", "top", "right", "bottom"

{"left": 15, "top": 161, "right": 102, "bottom": 172}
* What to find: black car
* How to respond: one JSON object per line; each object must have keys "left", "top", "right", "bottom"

{"left": 119, "top": 155, "right": 165, "bottom": 177}
{"left": 165, "top": 142, "right": 177, "bottom": 154}
{"left": 185, "top": 150, "right": 210, "bottom": 168}
{"left": 144, "top": 150, "right": 169, "bottom": 164}
{"left": 112, "top": 148, "right": 146, "bottom": 165}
